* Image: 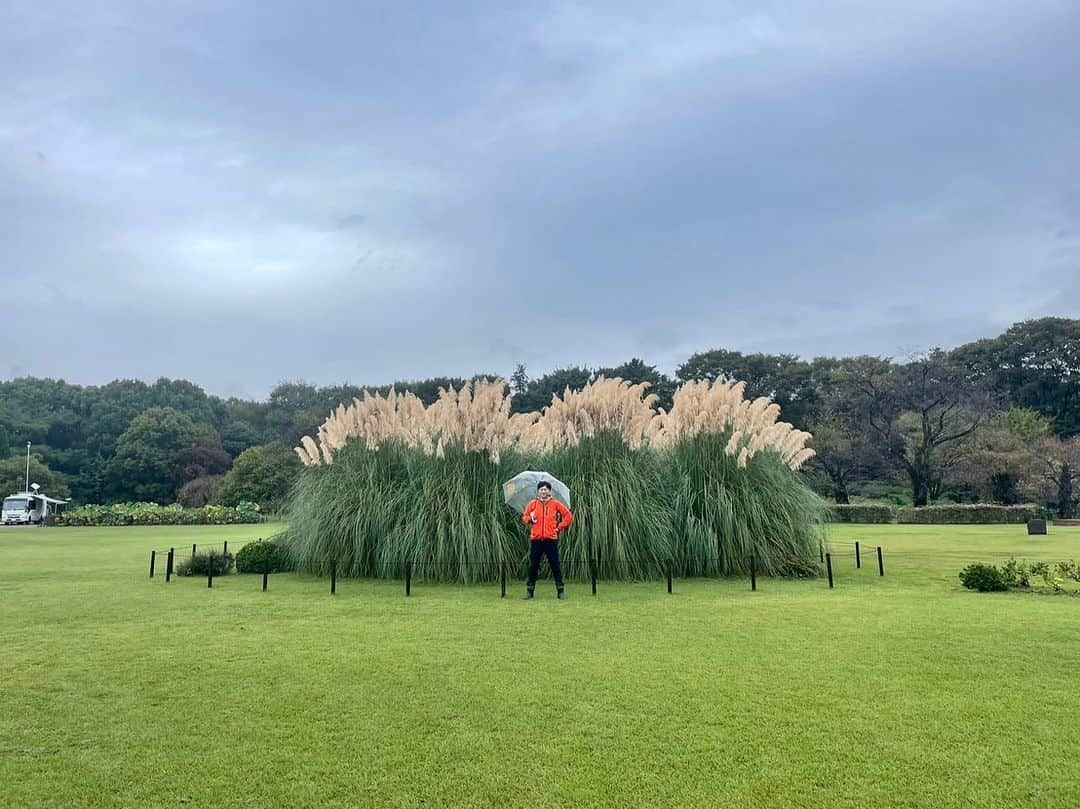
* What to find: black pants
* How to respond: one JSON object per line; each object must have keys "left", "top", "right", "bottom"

{"left": 527, "top": 540, "right": 564, "bottom": 590}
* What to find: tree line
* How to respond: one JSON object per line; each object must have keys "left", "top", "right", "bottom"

{"left": 0, "top": 317, "right": 1076, "bottom": 515}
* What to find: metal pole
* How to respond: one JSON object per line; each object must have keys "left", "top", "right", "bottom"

{"left": 330, "top": 561, "right": 337, "bottom": 595}
{"left": 405, "top": 561, "right": 412, "bottom": 597}
{"left": 500, "top": 564, "right": 506, "bottom": 598}
{"left": 207, "top": 552, "right": 214, "bottom": 588}
{"left": 149, "top": 550, "right": 156, "bottom": 579}
{"left": 750, "top": 554, "right": 757, "bottom": 592}
{"left": 856, "top": 541, "right": 861, "bottom": 569}
{"left": 666, "top": 563, "right": 672, "bottom": 595}
{"left": 826, "top": 553, "right": 834, "bottom": 588}
{"left": 877, "top": 546, "right": 885, "bottom": 577}
{"left": 25, "top": 442, "right": 31, "bottom": 492}
{"left": 590, "top": 557, "right": 597, "bottom": 596}
{"left": 819, "top": 542, "right": 824, "bottom": 563}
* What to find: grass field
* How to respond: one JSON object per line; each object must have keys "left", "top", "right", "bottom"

{"left": 2, "top": 523, "right": 1079, "bottom": 808}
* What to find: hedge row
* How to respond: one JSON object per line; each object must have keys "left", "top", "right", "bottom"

{"left": 59, "top": 501, "right": 264, "bottom": 526}
{"left": 828, "top": 504, "right": 1048, "bottom": 524}
{"left": 826, "top": 504, "right": 895, "bottom": 523}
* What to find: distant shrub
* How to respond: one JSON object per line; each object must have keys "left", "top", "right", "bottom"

{"left": 235, "top": 538, "right": 294, "bottom": 574}
{"left": 959, "top": 563, "right": 1008, "bottom": 592}
{"left": 177, "top": 475, "right": 224, "bottom": 508}
{"left": 1054, "top": 560, "right": 1079, "bottom": 581}
{"left": 999, "top": 557, "right": 1030, "bottom": 588}
{"left": 176, "top": 551, "right": 234, "bottom": 577}
{"left": 898, "top": 505, "right": 1045, "bottom": 524}
{"left": 827, "top": 504, "right": 895, "bottom": 523}
{"left": 1030, "top": 562, "right": 1075, "bottom": 592}
{"left": 58, "top": 501, "right": 263, "bottom": 526}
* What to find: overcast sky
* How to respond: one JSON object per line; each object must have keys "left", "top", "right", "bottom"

{"left": 2, "top": 2, "right": 1078, "bottom": 399}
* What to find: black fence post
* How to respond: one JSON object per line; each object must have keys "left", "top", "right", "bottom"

{"left": 149, "top": 550, "right": 156, "bottom": 579}
{"left": 192, "top": 543, "right": 197, "bottom": 560}
{"left": 330, "top": 561, "right": 337, "bottom": 595}
{"left": 405, "top": 562, "right": 412, "bottom": 597}
{"left": 819, "top": 542, "right": 824, "bottom": 563}
{"left": 262, "top": 562, "right": 269, "bottom": 592}
{"left": 166, "top": 548, "right": 174, "bottom": 582}
{"left": 223, "top": 540, "right": 228, "bottom": 556}
{"left": 666, "top": 563, "right": 673, "bottom": 595}
{"left": 750, "top": 554, "right": 757, "bottom": 592}
{"left": 855, "top": 541, "right": 861, "bottom": 569}
{"left": 500, "top": 564, "right": 506, "bottom": 598}
{"left": 826, "top": 553, "right": 834, "bottom": 589}
{"left": 207, "top": 552, "right": 214, "bottom": 588}
{"left": 877, "top": 546, "right": 885, "bottom": 577}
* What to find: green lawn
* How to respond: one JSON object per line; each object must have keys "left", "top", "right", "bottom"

{"left": 2, "top": 523, "right": 1079, "bottom": 808}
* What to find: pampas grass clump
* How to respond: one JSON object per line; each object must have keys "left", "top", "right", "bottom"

{"left": 286, "top": 381, "right": 529, "bottom": 582}
{"left": 528, "top": 378, "right": 672, "bottom": 579}
{"left": 285, "top": 375, "right": 825, "bottom": 582}
{"left": 654, "top": 379, "right": 822, "bottom": 576}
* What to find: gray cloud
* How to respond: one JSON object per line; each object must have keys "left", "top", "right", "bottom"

{"left": 1, "top": 1, "right": 1078, "bottom": 397}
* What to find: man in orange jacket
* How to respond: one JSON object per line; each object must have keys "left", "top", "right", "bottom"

{"left": 522, "top": 481, "right": 574, "bottom": 600}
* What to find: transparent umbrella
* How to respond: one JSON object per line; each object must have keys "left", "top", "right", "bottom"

{"left": 502, "top": 470, "right": 571, "bottom": 513}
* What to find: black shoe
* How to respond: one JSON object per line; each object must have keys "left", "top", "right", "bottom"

{"left": 523, "top": 591, "right": 534, "bottom": 600}
{"left": 557, "top": 590, "right": 567, "bottom": 600}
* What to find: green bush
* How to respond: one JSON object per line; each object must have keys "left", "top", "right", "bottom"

{"left": 958, "top": 563, "right": 1008, "bottom": 592}
{"left": 218, "top": 444, "right": 301, "bottom": 512}
{"left": 1030, "top": 561, "right": 1079, "bottom": 591}
{"left": 176, "top": 551, "right": 235, "bottom": 577}
{"left": 1057, "top": 560, "right": 1080, "bottom": 581}
{"left": 827, "top": 504, "right": 895, "bottom": 523}
{"left": 897, "top": 505, "right": 1044, "bottom": 524}
{"left": 235, "top": 538, "right": 294, "bottom": 574}
{"left": 999, "top": 557, "right": 1030, "bottom": 588}
{"left": 58, "top": 501, "right": 264, "bottom": 526}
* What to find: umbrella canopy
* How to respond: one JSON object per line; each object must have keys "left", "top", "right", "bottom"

{"left": 502, "top": 470, "right": 571, "bottom": 513}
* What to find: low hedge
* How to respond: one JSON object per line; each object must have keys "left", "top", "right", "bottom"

{"left": 827, "top": 503, "right": 1048, "bottom": 524}
{"left": 827, "top": 504, "right": 895, "bottom": 523}
{"left": 176, "top": 550, "right": 235, "bottom": 577}
{"left": 59, "top": 501, "right": 264, "bottom": 526}
{"left": 235, "top": 537, "right": 294, "bottom": 574}
{"left": 896, "top": 505, "right": 1045, "bottom": 524}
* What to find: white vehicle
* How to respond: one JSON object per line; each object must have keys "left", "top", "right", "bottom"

{"left": 2, "top": 485, "right": 68, "bottom": 525}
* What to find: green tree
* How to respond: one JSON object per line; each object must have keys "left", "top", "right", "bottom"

{"left": 510, "top": 364, "right": 530, "bottom": 397}
{"left": 1030, "top": 436, "right": 1080, "bottom": 518}
{"left": 844, "top": 352, "right": 992, "bottom": 506}
{"left": 102, "top": 407, "right": 201, "bottom": 503}
{"left": 514, "top": 366, "right": 594, "bottom": 413}
{"left": 0, "top": 455, "right": 70, "bottom": 500}
{"left": 217, "top": 443, "right": 302, "bottom": 511}
{"left": 1002, "top": 407, "right": 1052, "bottom": 441}
{"left": 951, "top": 317, "right": 1080, "bottom": 436}
{"left": 676, "top": 349, "right": 817, "bottom": 427}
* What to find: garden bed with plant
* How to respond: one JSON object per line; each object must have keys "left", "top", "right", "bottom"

{"left": 58, "top": 501, "right": 264, "bottom": 526}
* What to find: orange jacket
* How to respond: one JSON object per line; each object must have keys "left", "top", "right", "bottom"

{"left": 522, "top": 498, "right": 574, "bottom": 541}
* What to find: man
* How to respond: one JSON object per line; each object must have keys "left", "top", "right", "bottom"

{"left": 522, "top": 481, "right": 574, "bottom": 600}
